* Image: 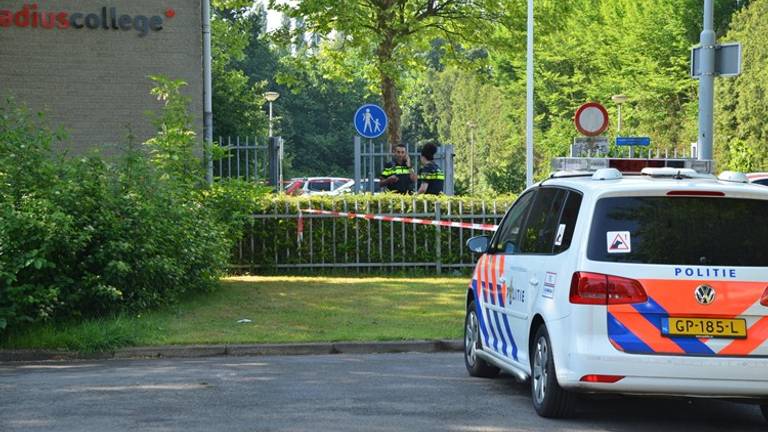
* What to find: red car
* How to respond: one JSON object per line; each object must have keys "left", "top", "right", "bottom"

{"left": 747, "top": 172, "right": 768, "bottom": 186}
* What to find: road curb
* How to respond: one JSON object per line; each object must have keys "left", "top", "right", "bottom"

{"left": 0, "top": 339, "right": 463, "bottom": 362}
{"left": 114, "top": 345, "right": 228, "bottom": 359}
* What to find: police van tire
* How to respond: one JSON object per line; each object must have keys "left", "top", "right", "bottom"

{"left": 531, "top": 325, "right": 575, "bottom": 418}
{"left": 464, "top": 300, "right": 500, "bottom": 378}
{"left": 760, "top": 404, "right": 768, "bottom": 422}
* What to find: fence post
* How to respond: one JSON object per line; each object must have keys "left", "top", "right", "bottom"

{"left": 268, "top": 136, "right": 282, "bottom": 190}
{"left": 278, "top": 136, "right": 284, "bottom": 187}
{"left": 435, "top": 201, "right": 442, "bottom": 275}
{"left": 354, "top": 136, "right": 361, "bottom": 193}
{"left": 443, "top": 144, "right": 455, "bottom": 196}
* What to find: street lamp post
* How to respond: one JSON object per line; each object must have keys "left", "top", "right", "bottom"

{"left": 264, "top": 91, "right": 281, "bottom": 188}
{"left": 611, "top": 94, "right": 628, "bottom": 157}
{"left": 264, "top": 91, "right": 280, "bottom": 137}
{"left": 467, "top": 121, "right": 476, "bottom": 194}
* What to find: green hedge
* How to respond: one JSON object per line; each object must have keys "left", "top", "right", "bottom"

{"left": 233, "top": 194, "right": 517, "bottom": 273}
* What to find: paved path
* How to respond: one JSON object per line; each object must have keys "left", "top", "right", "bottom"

{"left": 1, "top": 352, "right": 765, "bottom": 431}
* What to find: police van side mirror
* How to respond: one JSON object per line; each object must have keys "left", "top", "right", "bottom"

{"left": 466, "top": 235, "right": 490, "bottom": 254}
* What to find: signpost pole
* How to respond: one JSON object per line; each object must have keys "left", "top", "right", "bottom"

{"left": 698, "top": 0, "right": 715, "bottom": 160}
{"left": 368, "top": 139, "right": 375, "bottom": 194}
{"left": 354, "top": 136, "right": 361, "bottom": 193}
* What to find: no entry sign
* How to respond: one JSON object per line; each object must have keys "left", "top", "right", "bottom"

{"left": 574, "top": 102, "right": 609, "bottom": 136}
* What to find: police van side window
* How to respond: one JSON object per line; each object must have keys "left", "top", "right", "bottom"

{"left": 552, "top": 191, "right": 583, "bottom": 254}
{"left": 520, "top": 188, "right": 568, "bottom": 254}
{"left": 491, "top": 191, "right": 535, "bottom": 255}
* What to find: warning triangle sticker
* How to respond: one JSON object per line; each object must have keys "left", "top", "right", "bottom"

{"left": 607, "top": 231, "right": 631, "bottom": 253}
{"left": 610, "top": 234, "right": 629, "bottom": 250}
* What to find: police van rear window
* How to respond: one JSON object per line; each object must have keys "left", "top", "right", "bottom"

{"left": 587, "top": 196, "right": 768, "bottom": 266}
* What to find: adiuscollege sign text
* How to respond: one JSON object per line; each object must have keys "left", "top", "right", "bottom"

{"left": 0, "top": 3, "right": 175, "bottom": 37}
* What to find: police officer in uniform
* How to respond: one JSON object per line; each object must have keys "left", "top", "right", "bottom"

{"left": 416, "top": 143, "right": 444, "bottom": 195}
{"left": 380, "top": 144, "right": 416, "bottom": 194}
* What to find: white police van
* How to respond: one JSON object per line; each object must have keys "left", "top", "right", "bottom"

{"left": 463, "top": 157, "right": 768, "bottom": 420}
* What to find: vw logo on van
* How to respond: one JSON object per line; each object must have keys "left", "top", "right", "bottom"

{"left": 694, "top": 284, "right": 716, "bottom": 305}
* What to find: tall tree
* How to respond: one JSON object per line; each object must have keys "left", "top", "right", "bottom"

{"left": 211, "top": 2, "right": 269, "bottom": 139}
{"left": 272, "top": 0, "right": 507, "bottom": 151}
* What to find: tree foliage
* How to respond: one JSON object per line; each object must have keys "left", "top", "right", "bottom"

{"left": 400, "top": 0, "right": 747, "bottom": 192}
{"left": 209, "top": 0, "right": 751, "bottom": 189}
{"left": 273, "top": 0, "right": 510, "bottom": 151}
{"left": 211, "top": 4, "right": 269, "bottom": 139}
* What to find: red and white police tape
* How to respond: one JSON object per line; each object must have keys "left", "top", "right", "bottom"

{"left": 299, "top": 208, "right": 498, "bottom": 231}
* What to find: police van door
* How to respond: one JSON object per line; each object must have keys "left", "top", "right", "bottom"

{"left": 499, "top": 187, "right": 571, "bottom": 368}
{"left": 485, "top": 190, "right": 536, "bottom": 362}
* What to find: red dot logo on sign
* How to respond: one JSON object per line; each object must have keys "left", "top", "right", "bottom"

{"left": 165, "top": 9, "right": 176, "bottom": 18}
{"left": 574, "top": 102, "right": 609, "bottom": 137}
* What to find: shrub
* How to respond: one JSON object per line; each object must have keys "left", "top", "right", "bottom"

{"left": 0, "top": 80, "right": 264, "bottom": 333}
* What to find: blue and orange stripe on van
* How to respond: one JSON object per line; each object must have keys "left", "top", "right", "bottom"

{"left": 470, "top": 254, "right": 519, "bottom": 361}
{"left": 607, "top": 279, "right": 768, "bottom": 357}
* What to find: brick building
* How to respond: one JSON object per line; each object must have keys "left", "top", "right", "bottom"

{"left": 0, "top": 0, "right": 203, "bottom": 155}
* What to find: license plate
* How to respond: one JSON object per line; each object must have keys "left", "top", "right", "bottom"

{"left": 661, "top": 317, "right": 747, "bottom": 339}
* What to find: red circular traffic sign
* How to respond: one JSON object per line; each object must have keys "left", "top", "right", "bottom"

{"left": 574, "top": 102, "right": 609, "bottom": 136}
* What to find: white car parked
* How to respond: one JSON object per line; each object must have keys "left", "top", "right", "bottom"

{"left": 283, "top": 177, "right": 354, "bottom": 196}
{"left": 464, "top": 158, "right": 768, "bottom": 420}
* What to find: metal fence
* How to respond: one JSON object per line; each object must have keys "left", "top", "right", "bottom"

{"left": 214, "top": 136, "right": 282, "bottom": 185}
{"left": 230, "top": 197, "right": 512, "bottom": 274}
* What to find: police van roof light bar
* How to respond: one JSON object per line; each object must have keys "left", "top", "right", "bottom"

{"left": 552, "top": 157, "right": 714, "bottom": 175}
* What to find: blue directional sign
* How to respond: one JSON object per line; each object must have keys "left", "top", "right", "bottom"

{"left": 354, "top": 104, "right": 387, "bottom": 139}
{"left": 616, "top": 136, "right": 651, "bottom": 146}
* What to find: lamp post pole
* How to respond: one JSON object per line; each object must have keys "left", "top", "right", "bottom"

{"left": 525, "top": 0, "right": 534, "bottom": 187}
{"left": 263, "top": 91, "right": 281, "bottom": 187}
{"left": 269, "top": 101, "right": 273, "bottom": 137}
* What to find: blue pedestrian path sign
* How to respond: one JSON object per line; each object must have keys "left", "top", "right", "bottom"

{"left": 616, "top": 136, "right": 651, "bottom": 146}
{"left": 354, "top": 104, "right": 387, "bottom": 139}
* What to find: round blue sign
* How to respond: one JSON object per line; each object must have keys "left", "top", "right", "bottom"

{"left": 354, "top": 104, "right": 387, "bottom": 139}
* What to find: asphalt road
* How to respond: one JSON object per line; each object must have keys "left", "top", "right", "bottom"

{"left": 1, "top": 352, "right": 765, "bottom": 432}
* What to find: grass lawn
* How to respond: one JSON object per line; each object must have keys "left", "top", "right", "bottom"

{"left": 0, "top": 276, "right": 470, "bottom": 352}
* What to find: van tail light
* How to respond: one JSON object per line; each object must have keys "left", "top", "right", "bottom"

{"left": 580, "top": 374, "right": 625, "bottom": 383}
{"left": 570, "top": 272, "right": 647, "bottom": 305}
{"left": 761, "top": 287, "right": 768, "bottom": 307}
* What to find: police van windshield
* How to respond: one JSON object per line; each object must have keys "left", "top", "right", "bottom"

{"left": 588, "top": 196, "right": 768, "bottom": 266}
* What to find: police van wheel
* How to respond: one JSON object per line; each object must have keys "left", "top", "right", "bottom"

{"left": 464, "top": 300, "right": 499, "bottom": 378}
{"left": 531, "top": 325, "right": 575, "bottom": 418}
{"left": 760, "top": 404, "right": 768, "bottom": 422}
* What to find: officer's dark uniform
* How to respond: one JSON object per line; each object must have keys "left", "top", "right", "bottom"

{"left": 418, "top": 161, "right": 445, "bottom": 195}
{"left": 380, "top": 161, "right": 413, "bottom": 194}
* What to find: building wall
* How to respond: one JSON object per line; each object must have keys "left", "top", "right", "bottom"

{"left": 0, "top": 0, "right": 203, "bottom": 155}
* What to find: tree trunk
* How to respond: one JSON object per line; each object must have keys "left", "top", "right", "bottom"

{"left": 374, "top": 0, "right": 401, "bottom": 153}
{"left": 381, "top": 74, "right": 401, "bottom": 152}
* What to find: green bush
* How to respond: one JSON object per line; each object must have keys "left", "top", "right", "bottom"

{"left": 0, "top": 80, "right": 264, "bottom": 333}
